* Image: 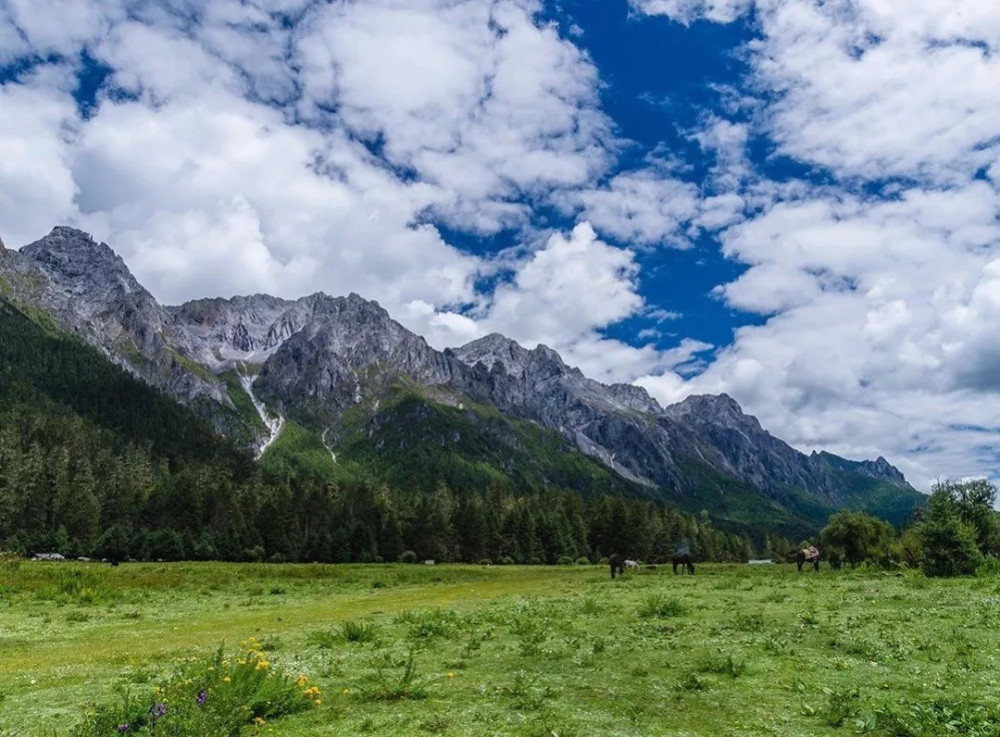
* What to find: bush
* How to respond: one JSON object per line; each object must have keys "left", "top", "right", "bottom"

{"left": 398, "top": 550, "right": 417, "bottom": 564}
{"left": 341, "top": 620, "right": 380, "bottom": 644}
{"left": 976, "top": 556, "right": 1000, "bottom": 577}
{"left": 638, "top": 594, "right": 687, "bottom": 618}
{"left": 575, "top": 556, "right": 590, "bottom": 565}
{"left": 919, "top": 487, "right": 982, "bottom": 577}
{"left": 498, "top": 556, "right": 515, "bottom": 565}
{"left": 69, "top": 640, "right": 318, "bottom": 736}
{"left": 556, "top": 556, "right": 574, "bottom": 565}
{"left": 355, "top": 650, "right": 429, "bottom": 702}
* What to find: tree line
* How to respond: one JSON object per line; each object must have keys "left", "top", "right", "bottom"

{"left": 0, "top": 398, "right": 763, "bottom": 564}
{"left": 804, "top": 478, "right": 999, "bottom": 577}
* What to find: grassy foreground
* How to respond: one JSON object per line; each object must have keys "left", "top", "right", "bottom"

{"left": 2, "top": 561, "right": 1000, "bottom": 736}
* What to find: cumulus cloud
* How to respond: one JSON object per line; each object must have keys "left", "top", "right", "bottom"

{"left": 0, "top": 0, "right": 687, "bottom": 392}
{"left": 629, "top": 0, "right": 752, "bottom": 26}
{"left": 625, "top": 0, "right": 1000, "bottom": 488}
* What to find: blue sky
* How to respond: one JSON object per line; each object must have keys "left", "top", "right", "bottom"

{"left": 2, "top": 0, "right": 1000, "bottom": 489}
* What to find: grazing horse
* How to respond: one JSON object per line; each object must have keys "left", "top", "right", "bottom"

{"left": 608, "top": 553, "right": 625, "bottom": 579}
{"left": 624, "top": 559, "right": 640, "bottom": 571}
{"left": 797, "top": 546, "right": 820, "bottom": 572}
{"left": 672, "top": 551, "right": 695, "bottom": 575}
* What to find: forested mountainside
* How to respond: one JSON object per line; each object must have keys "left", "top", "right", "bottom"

{"left": 0, "top": 295, "right": 768, "bottom": 562}
{"left": 0, "top": 227, "right": 925, "bottom": 552}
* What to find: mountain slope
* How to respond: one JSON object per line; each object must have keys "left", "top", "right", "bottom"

{"left": 0, "top": 226, "right": 924, "bottom": 533}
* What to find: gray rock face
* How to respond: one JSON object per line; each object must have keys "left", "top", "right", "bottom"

{"left": 166, "top": 294, "right": 311, "bottom": 369}
{"left": 255, "top": 294, "right": 472, "bottom": 422}
{"left": 0, "top": 226, "right": 916, "bottom": 507}
{"left": 5, "top": 227, "right": 228, "bottom": 410}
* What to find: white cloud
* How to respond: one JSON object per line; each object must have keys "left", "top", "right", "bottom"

{"left": 0, "top": 76, "right": 80, "bottom": 249}
{"left": 0, "top": 0, "right": 693, "bottom": 393}
{"left": 294, "top": 0, "right": 615, "bottom": 234}
{"left": 480, "top": 222, "right": 643, "bottom": 346}
{"left": 617, "top": 0, "right": 1000, "bottom": 488}
{"left": 629, "top": 0, "right": 752, "bottom": 25}
{"left": 560, "top": 169, "right": 701, "bottom": 246}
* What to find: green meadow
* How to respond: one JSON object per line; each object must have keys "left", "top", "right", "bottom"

{"left": 3, "top": 561, "right": 1000, "bottom": 736}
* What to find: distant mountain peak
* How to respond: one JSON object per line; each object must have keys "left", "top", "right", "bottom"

{"left": 21, "top": 226, "right": 141, "bottom": 293}
{"left": 666, "top": 392, "right": 748, "bottom": 422}
{"left": 454, "top": 333, "right": 532, "bottom": 377}
{"left": 0, "top": 224, "right": 922, "bottom": 529}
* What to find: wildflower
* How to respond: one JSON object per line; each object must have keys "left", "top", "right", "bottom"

{"left": 150, "top": 702, "right": 167, "bottom": 718}
{"left": 296, "top": 675, "right": 308, "bottom": 687}
{"left": 223, "top": 676, "right": 231, "bottom": 683}
{"left": 447, "top": 672, "right": 455, "bottom": 678}
{"left": 196, "top": 689, "right": 207, "bottom": 707}
{"left": 117, "top": 725, "right": 130, "bottom": 733}
{"left": 342, "top": 688, "right": 349, "bottom": 695}
{"left": 253, "top": 716, "right": 266, "bottom": 726}
{"left": 314, "top": 699, "right": 322, "bottom": 706}
{"left": 255, "top": 660, "right": 269, "bottom": 671}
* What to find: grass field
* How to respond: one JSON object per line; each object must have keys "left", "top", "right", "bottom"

{"left": 3, "top": 561, "right": 1000, "bottom": 736}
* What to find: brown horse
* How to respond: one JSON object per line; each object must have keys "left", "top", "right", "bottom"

{"left": 796, "top": 546, "right": 820, "bottom": 572}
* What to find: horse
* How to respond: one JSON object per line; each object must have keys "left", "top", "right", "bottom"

{"left": 624, "top": 559, "right": 640, "bottom": 571}
{"left": 672, "top": 551, "right": 695, "bottom": 575}
{"left": 608, "top": 553, "right": 625, "bottom": 579}
{"left": 796, "top": 545, "right": 820, "bottom": 572}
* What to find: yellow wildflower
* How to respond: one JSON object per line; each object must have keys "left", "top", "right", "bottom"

{"left": 314, "top": 699, "right": 322, "bottom": 706}
{"left": 296, "top": 675, "right": 308, "bottom": 687}
{"left": 223, "top": 676, "right": 231, "bottom": 683}
{"left": 253, "top": 716, "right": 266, "bottom": 726}
{"left": 447, "top": 672, "right": 455, "bottom": 678}
{"left": 342, "top": 688, "right": 349, "bottom": 696}
{"left": 255, "top": 660, "right": 269, "bottom": 671}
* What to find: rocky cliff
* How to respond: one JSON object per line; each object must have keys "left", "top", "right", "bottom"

{"left": 0, "top": 227, "right": 923, "bottom": 526}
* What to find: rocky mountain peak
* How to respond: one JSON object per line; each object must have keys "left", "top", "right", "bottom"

{"left": 22, "top": 227, "right": 136, "bottom": 286}
{"left": 607, "top": 383, "right": 662, "bottom": 414}
{"left": 665, "top": 393, "right": 756, "bottom": 426}
{"left": 454, "top": 333, "right": 533, "bottom": 377}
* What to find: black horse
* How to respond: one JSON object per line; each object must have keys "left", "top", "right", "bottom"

{"left": 608, "top": 553, "right": 625, "bottom": 579}
{"left": 672, "top": 551, "right": 695, "bottom": 575}
{"left": 796, "top": 546, "right": 820, "bottom": 572}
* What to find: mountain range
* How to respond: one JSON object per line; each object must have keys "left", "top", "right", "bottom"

{"left": 0, "top": 227, "right": 924, "bottom": 537}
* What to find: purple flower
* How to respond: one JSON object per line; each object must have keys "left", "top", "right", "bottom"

{"left": 151, "top": 702, "right": 167, "bottom": 718}
{"left": 117, "top": 725, "right": 130, "bottom": 734}
{"left": 196, "top": 689, "right": 207, "bottom": 707}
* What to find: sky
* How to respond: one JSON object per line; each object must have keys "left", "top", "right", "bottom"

{"left": 1, "top": 0, "right": 999, "bottom": 490}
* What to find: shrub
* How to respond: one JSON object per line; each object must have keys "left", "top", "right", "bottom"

{"left": 355, "top": 650, "right": 429, "bottom": 702}
{"left": 398, "top": 550, "right": 417, "bottom": 564}
{"left": 69, "top": 641, "right": 318, "bottom": 736}
{"left": 575, "top": 557, "right": 590, "bottom": 565}
{"left": 697, "top": 651, "right": 747, "bottom": 679}
{"left": 498, "top": 556, "right": 515, "bottom": 565}
{"left": 638, "top": 594, "right": 687, "bottom": 618}
{"left": 556, "top": 556, "right": 574, "bottom": 565}
{"left": 976, "top": 556, "right": 1000, "bottom": 577}
{"left": 919, "top": 487, "right": 982, "bottom": 577}
{"left": 341, "top": 620, "right": 380, "bottom": 644}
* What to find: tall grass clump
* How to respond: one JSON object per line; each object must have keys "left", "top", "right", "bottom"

{"left": 69, "top": 639, "right": 319, "bottom": 736}
{"left": 638, "top": 593, "right": 687, "bottom": 618}
{"left": 356, "top": 650, "right": 430, "bottom": 702}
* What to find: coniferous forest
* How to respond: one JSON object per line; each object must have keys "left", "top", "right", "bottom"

{"left": 0, "top": 297, "right": 769, "bottom": 564}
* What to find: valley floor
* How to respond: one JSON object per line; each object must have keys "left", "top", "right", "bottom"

{"left": 2, "top": 562, "right": 1000, "bottom": 736}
